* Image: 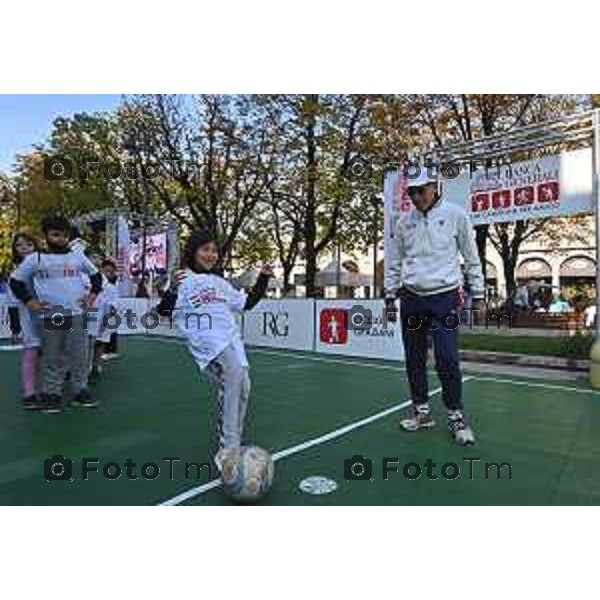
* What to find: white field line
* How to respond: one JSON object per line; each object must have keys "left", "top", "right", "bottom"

{"left": 157, "top": 376, "right": 474, "bottom": 506}
{"left": 469, "top": 375, "right": 600, "bottom": 396}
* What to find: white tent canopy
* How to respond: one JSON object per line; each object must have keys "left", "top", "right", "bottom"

{"left": 294, "top": 261, "right": 371, "bottom": 287}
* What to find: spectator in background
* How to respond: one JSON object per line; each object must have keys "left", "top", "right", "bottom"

{"left": 549, "top": 293, "right": 572, "bottom": 314}
{"left": 585, "top": 302, "right": 597, "bottom": 329}
{"left": 135, "top": 278, "right": 150, "bottom": 298}
{"left": 514, "top": 283, "right": 529, "bottom": 314}
{"left": 539, "top": 287, "right": 553, "bottom": 312}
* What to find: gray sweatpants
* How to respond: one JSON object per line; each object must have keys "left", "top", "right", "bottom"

{"left": 204, "top": 344, "right": 250, "bottom": 451}
{"left": 40, "top": 315, "right": 89, "bottom": 396}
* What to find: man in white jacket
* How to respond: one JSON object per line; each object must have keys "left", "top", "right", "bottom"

{"left": 385, "top": 169, "right": 485, "bottom": 445}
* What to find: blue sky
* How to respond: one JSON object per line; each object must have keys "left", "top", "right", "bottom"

{"left": 0, "top": 94, "right": 123, "bottom": 173}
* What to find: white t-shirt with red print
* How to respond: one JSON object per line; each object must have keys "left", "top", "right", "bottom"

{"left": 174, "top": 271, "right": 248, "bottom": 369}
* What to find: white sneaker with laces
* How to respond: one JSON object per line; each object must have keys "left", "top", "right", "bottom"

{"left": 447, "top": 410, "right": 476, "bottom": 445}
{"left": 400, "top": 404, "right": 436, "bottom": 432}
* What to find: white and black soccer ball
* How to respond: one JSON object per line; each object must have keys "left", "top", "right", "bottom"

{"left": 221, "top": 446, "right": 275, "bottom": 503}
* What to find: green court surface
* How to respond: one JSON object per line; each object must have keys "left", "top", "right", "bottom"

{"left": 1, "top": 336, "right": 600, "bottom": 505}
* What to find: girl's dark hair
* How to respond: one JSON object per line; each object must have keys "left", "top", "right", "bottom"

{"left": 12, "top": 233, "right": 39, "bottom": 265}
{"left": 183, "top": 229, "right": 218, "bottom": 272}
{"left": 101, "top": 258, "right": 117, "bottom": 269}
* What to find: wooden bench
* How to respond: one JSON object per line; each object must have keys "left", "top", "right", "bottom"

{"left": 511, "top": 312, "right": 585, "bottom": 330}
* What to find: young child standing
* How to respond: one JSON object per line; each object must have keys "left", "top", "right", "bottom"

{"left": 7, "top": 233, "right": 42, "bottom": 410}
{"left": 96, "top": 259, "right": 120, "bottom": 364}
{"left": 9, "top": 215, "right": 103, "bottom": 413}
{"left": 157, "top": 229, "right": 272, "bottom": 466}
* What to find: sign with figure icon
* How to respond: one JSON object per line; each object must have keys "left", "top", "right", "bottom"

{"left": 384, "top": 148, "right": 594, "bottom": 235}
{"left": 442, "top": 148, "right": 594, "bottom": 224}
{"left": 319, "top": 308, "right": 348, "bottom": 345}
{"left": 315, "top": 300, "right": 404, "bottom": 360}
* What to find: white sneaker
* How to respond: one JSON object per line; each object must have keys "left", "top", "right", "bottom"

{"left": 214, "top": 446, "right": 241, "bottom": 476}
{"left": 448, "top": 411, "right": 476, "bottom": 445}
{"left": 400, "top": 404, "right": 436, "bottom": 432}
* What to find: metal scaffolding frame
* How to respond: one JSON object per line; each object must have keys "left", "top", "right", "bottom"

{"left": 410, "top": 109, "right": 600, "bottom": 340}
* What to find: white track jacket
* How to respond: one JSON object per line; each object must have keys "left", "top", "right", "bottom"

{"left": 384, "top": 198, "right": 485, "bottom": 299}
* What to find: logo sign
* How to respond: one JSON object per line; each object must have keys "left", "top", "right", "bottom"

{"left": 445, "top": 148, "right": 593, "bottom": 224}
{"left": 384, "top": 148, "right": 594, "bottom": 238}
{"left": 319, "top": 308, "right": 348, "bottom": 345}
{"left": 316, "top": 300, "right": 404, "bottom": 360}
{"left": 243, "top": 300, "right": 314, "bottom": 351}
{"left": 262, "top": 311, "right": 289, "bottom": 338}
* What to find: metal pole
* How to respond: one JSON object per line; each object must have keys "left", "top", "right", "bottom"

{"left": 373, "top": 194, "right": 379, "bottom": 298}
{"left": 336, "top": 243, "right": 341, "bottom": 297}
{"left": 142, "top": 215, "right": 147, "bottom": 284}
{"left": 590, "top": 109, "right": 600, "bottom": 389}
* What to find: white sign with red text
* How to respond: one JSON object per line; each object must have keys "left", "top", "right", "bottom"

{"left": 315, "top": 299, "right": 405, "bottom": 361}
{"left": 384, "top": 149, "right": 594, "bottom": 232}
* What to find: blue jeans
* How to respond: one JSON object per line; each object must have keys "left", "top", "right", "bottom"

{"left": 399, "top": 288, "right": 463, "bottom": 411}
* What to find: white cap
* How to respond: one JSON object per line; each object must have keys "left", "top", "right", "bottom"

{"left": 406, "top": 168, "right": 438, "bottom": 189}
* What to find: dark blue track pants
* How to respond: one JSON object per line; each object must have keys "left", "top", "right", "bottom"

{"left": 399, "top": 287, "right": 463, "bottom": 411}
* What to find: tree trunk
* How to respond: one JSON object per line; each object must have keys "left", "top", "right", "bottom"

{"left": 475, "top": 224, "right": 488, "bottom": 284}
{"left": 304, "top": 95, "right": 318, "bottom": 298}
{"left": 503, "top": 254, "right": 518, "bottom": 300}
{"left": 282, "top": 264, "right": 294, "bottom": 297}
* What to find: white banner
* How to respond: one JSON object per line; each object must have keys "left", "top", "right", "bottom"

{"left": 384, "top": 149, "right": 594, "bottom": 232}
{"left": 315, "top": 299, "right": 404, "bottom": 360}
{"left": 243, "top": 299, "right": 315, "bottom": 351}
{"left": 1, "top": 295, "right": 408, "bottom": 364}
{"left": 445, "top": 148, "right": 594, "bottom": 225}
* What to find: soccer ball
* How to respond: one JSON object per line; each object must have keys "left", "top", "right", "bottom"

{"left": 220, "top": 446, "right": 275, "bottom": 503}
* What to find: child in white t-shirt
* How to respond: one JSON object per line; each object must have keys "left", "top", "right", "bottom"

{"left": 157, "top": 229, "right": 272, "bottom": 466}
{"left": 10, "top": 215, "right": 102, "bottom": 413}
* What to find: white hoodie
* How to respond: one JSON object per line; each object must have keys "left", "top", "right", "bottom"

{"left": 384, "top": 197, "right": 485, "bottom": 299}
